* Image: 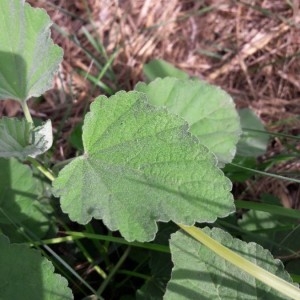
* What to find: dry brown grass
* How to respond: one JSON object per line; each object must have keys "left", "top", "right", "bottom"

{"left": 1, "top": 0, "right": 299, "bottom": 205}
{"left": 10, "top": 0, "right": 297, "bottom": 121}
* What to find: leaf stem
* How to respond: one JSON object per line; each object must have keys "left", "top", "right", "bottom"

{"left": 21, "top": 101, "right": 33, "bottom": 124}
{"left": 64, "top": 231, "right": 169, "bottom": 253}
{"left": 27, "top": 157, "right": 56, "bottom": 182}
{"left": 41, "top": 242, "right": 101, "bottom": 298}
{"left": 235, "top": 199, "right": 300, "bottom": 219}
{"left": 96, "top": 247, "right": 131, "bottom": 296}
{"left": 230, "top": 162, "right": 300, "bottom": 183}
{"left": 178, "top": 224, "right": 300, "bottom": 300}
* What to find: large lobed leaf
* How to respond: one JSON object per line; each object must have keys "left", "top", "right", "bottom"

{"left": 0, "top": 158, "right": 54, "bottom": 242}
{"left": 0, "top": 0, "right": 63, "bottom": 102}
{"left": 53, "top": 91, "right": 235, "bottom": 242}
{"left": 135, "top": 77, "right": 241, "bottom": 166}
{"left": 0, "top": 234, "right": 73, "bottom": 299}
{"left": 165, "top": 227, "right": 297, "bottom": 299}
{"left": 0, "top": 117, "right": 53, "bottom": 160}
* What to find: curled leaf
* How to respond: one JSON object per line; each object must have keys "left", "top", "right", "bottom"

{"left": 0, "top": 117, "right": 53, "bottom": 160}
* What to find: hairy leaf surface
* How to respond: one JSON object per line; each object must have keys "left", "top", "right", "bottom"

{"left": 0, "top": 158, "right": 54, "bottom": 242}
{"left": 53, "top": 91, "right": 234, "bottom": 242}
{"left": 135, "top": 78, "right": 241, "bottom": 166}
{"left": 0, "top": 117, "right": 52, "bottom": 159}
{"left": 165, "top": 227, "right": 297, "bottom": 299}
{"left": 0, "top": 0, "right": 63, "bottom": 102}
{"left": 0, "top": 234, "right": 73, "bottom": 299}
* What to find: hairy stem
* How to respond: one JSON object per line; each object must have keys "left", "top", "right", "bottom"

{"left": 27, "top": 157, "right": 55, "bottom": 182}
{"left": 97, "top": 247, "right": 131, "bottom": 296}
{"left": 21, "top": 101, "right": 33, "bottom": 124}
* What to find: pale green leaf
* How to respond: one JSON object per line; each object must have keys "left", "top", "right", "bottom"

{"left": 143, "top": 59, "right": 189, "bottom": 82}
{"left": 135, "top": 78, "right": 241, "bottom": 166}
{"left": 0, "top": 0, "right": 63, "bottom": 102}
{"left": 165, "top": 227, "right": 297, "bottom": 299}
{"left": 0, "top": 158, "right": 54, "bottom": 242}
{"left": 53, "top": 91, "right": 234, "bottom": 242}
{"left": 0, "top": 234, "right": 73, "bottom": 299}
{"left": 237, "top": 108, "right": 269, "bottom": 157}
{"left": 238, "top": 208, "right": 300, "bottom": 256}
{"left": 32, "top": 119, "right": 53, "bottom": 155}
{"left": 0, "top": 117, "right": 53, "bottom": 159}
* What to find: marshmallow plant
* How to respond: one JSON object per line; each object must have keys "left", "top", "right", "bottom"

{"left": 0, "top": 1, "right": 299, "bottom": 299}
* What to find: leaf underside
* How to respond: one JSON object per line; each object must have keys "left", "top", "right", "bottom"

{"left": 135, "top": 77, "right": 241, "bottom": 167}
{"left": 0, "top": 117, "right": 53, "bottom": 160}
{"left": 53, "top": 91, "right": 234, "bottom": 242}
{"left": 0, "top": 0, "right": 63, "bottom": 102}
{"left": 0, "top": 235, "right": 73, "bottom": 300}
{"left": 165, "top": 227, "right": 297, "bottom": 300}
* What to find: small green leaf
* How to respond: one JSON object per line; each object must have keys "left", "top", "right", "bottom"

{"left": 69, "top": 122, "right": 83, "bottom": 151}
{"left": 0, "top": 117, "right": 53, "bottom": 160}
{"left": 135, "top": 78, "right": 241, "bottom": 166}
{"left": 238, "top": 208, "right": 300, "bottom": 256}
{"left": 53, "top": 91, "right": 234, "bottom": 242}
{"left": 223, "top": 156, "right": 257, "bottom": 182}
{"left": 237, "top": 108, "right": 269, "bottom": 157}
{"left": 143, "top": 59, "right": 189, "bottom": 82}
{"left": 0, "top": 158, "right": 54, "bottom": 242}
{"left": 0, "top": 0, "right": 63, "bottom": 102}
{"left": 165, "top": 227, "right": 297, "bottom": 299}
{"left": 0, "top": 234, "right": 73, "bottom": 299}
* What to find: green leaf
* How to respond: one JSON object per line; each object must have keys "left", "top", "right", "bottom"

{"left": 53, "top": 91, "right": 234, "bottom": 242}
{"left": 223, "top": 156, "right": 257, "bottom": 182}
{"left": 0, "top": 234, "right": 73, "bottom": 299}
{"left": 69, "top": 122, "right": 83, "bottom": 151}
{"left": 165, "top": 227, "right": 297, "bottom": 299}
{"left": 238, "top": 210, "right": 286, "bottom": 252}
{"left": 0, "top": 0, "right": 63, "bottom": 102}
{"left": 237, "top": 108, "right": 269, "bottom": 157}
{"left": 0, "top": 158, "right": 54, "bottom": 242}
{"left": 135, "top": 78, "right": 241, "bottom": 166}
{"left": 137, "top": 223, "right": 175, "bottom": 299}
{"left": 238, "top": 208, "right": 300, "bottom": 256}
{"left": 0, "top": 117, "right": 53, "bottom": 160}
{"left": 143, "top": 59, "right": 189, "bottom": 82}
